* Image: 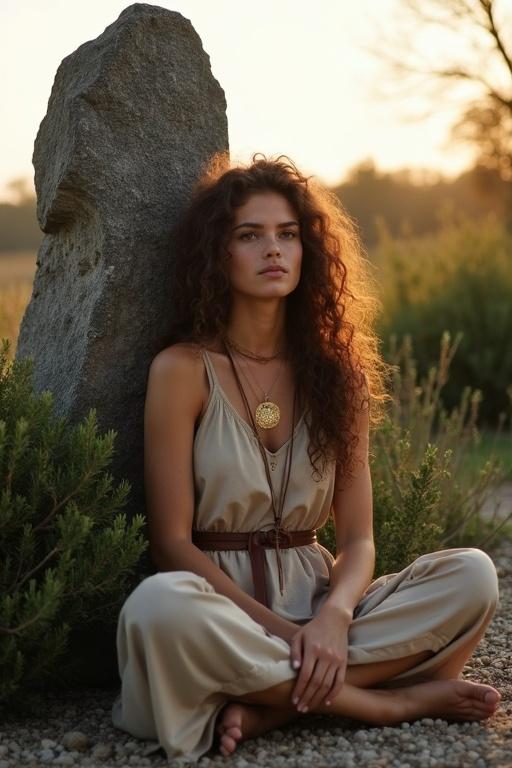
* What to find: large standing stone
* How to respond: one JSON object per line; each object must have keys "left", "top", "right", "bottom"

{"left": 15, "top": 2, "right": 228, "bottom": 684}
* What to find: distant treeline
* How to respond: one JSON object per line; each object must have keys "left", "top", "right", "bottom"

{"left": 1, "top": 161, "right": 509, "bottom": 252}
{"left": 334, "top": 161, "right": 510, "bottom": 247}
{"left": 0, "top": 196, "right": 42, "bottom": 252}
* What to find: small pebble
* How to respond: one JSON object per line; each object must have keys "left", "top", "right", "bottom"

{"left": 92, "top": 741, "right": 113, "bottom": 760}
{"left": 54, "top": 754, "right": 75, "bottom": 766}
{"left": 61, "top": 732, "right": 89, "bottom": 752}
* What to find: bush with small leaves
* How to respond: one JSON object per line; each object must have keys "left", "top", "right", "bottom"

{"left": 0, "top": 337, "right": 148, "bottom": 716}
{"left": 318, "top": 332, "right": 511, "bottom": 576}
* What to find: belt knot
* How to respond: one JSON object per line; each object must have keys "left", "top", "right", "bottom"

{"left": 256, "top": 527, "right": 293, "bottom": 547}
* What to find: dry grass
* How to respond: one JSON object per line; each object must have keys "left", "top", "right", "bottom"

{"left": 0, "top": 250, "right": 36, "bottom": 357}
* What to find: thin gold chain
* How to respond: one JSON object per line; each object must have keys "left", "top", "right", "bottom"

{"left": 235, "top": 354, "right": 286, "bottom": 403}
{"left": 226, "top": 334, "right": 285, "bottom": 362}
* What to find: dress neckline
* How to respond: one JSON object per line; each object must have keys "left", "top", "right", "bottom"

{"left": 202, "top": 349, "right": 306, "bottom": 457}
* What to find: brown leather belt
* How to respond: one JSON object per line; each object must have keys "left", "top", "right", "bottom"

{"left": 192, "top": 528, "right": 317, "bottom": 609}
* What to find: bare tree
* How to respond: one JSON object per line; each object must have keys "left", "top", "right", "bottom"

{"left": 451, "top": 99, "right": 511, "bottom": 179}
{"left": 362, "top": 0, "right": 512, "bottom": 182}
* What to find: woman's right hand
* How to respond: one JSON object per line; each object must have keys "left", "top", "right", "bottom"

{"left": 286, "top": 607, "right": 351, "bottom": 713}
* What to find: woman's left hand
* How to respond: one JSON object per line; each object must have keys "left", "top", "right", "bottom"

{"left": 288, "top": 603, "right": 352, "bottom": 713}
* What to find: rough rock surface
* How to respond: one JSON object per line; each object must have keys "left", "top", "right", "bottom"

{"left": 16, "top": 2, "right": 228, "bottom": 560}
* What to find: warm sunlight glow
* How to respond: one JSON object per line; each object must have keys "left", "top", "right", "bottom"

{"left": 1, "top": 0, "right": 507, "bottom": 201}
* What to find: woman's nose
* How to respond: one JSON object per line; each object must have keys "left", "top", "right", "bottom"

{"left": 265, "top": 237, "right": 281, "bottom": 255}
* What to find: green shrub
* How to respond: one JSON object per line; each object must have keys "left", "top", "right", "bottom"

{"left": 372, "top": 211, "right": 512, "bottom": 426}
{"left": 318, "top": 332, "right": 512, "bottom": 577}
{"left": 0, "top": 338, "right": 148, "bottom": 716}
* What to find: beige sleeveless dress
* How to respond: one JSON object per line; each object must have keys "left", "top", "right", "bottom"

{"left": 192, "top": 348, "right": 337, "bottom": 621}
{"left": 111, "top": 348, "right": 500, "bottom": 763}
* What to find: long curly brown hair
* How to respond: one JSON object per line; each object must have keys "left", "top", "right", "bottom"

{"left": 165, "top": 151, "right": 393, "bottom": 489}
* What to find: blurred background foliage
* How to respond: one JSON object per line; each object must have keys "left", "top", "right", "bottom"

{"left": 373, "top": 209, "right": 511, "bottom": 426}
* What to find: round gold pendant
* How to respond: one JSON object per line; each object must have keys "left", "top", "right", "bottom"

{"left": 255, "top": 401, "right": 280, "bottom": 429}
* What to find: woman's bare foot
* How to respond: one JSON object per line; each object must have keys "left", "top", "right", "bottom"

{"left": 215, "top": 677, "right": 502, "bottom": 755}
{"left": 214, "top": 701, "right": 299, "bottom": 757}
{"left": 395, "top": 679, "right": 502, "bottom": 724}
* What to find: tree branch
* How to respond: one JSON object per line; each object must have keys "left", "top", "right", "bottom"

{"left": 11, "top": 544, "right": 62, "bottom": 594}
{"left": 482, "top": 0, "right": 512, "bottom": 78}
{"left": 428, "top": 67, "right": 512, "bottom": 108}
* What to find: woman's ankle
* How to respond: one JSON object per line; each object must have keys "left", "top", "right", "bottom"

{"left": 313, "top": 681, "right": 406, "bottom": 725}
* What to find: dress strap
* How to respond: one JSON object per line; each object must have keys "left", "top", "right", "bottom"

{"left": 201, "top": 348, "right": 219, "bottom": 396}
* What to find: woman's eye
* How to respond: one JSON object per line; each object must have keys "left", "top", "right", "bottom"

{"left": 239, "top": 231, "right": 297, "bottom": 241}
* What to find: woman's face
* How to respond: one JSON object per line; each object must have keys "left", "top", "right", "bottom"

{"left": 224, "top": 190, "right": 303, "bottom": 299}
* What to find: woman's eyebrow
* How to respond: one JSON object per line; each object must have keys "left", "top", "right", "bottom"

{"left": 232, "top": 220, "right": 300, "bottom": 231}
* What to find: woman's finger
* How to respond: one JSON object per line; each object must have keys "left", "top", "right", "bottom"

{"left": 295, "top": 655, "right": 331, "bottom": 712}
{"left": 324, "top": 663, "right": 346, "bottom": 706}
{"left": 303, "top": 662, "right": 338, "bottom": 712}
{"left": 289, "top": 632, "right": 302, "bottom": 672}
{"left": 291, "top": 644, "right": 317, "bottom": 706}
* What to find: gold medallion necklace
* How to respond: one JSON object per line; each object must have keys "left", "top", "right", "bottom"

{"left": 222, "top": 336, "right": 298, "bottom": 596}
{"left": 225, "top": 335, "right": 287, "bottom": 430}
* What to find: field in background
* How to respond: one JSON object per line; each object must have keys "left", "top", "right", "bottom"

{"left": 0, "top": 250, "right": 37, "bottom": 284}
{"left": 0, "top": 251, "right": 35, "bottom": 350}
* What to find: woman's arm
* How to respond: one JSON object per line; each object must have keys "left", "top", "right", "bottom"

{"left": 152, "top": 539, "right": 298, "bottom": 640}
{"left": 144, "top": 345, "right": 299, "bottom": 643}
{"left": 286, "top": 382, "right": 375, "bottom": 712}
{"left": 321, "top": 383, "right": 375, "bottom": 621}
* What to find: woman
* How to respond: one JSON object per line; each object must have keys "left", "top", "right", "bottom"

{"left": 111, "top": 153, "right": 501, "bottom": 762}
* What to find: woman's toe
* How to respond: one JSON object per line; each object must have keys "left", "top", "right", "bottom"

{"left": 484, "top": 690, "right": 500, "bottom": 704}
{"left": 220, "top": 733, "right": 237, "bottom": 753}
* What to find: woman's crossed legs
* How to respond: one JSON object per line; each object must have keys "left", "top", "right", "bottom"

{"left": 215, "top": 551, "right": 502, "bottom": 758}
{"left": 216, "top": 631, "right": 500, "bottom": 757}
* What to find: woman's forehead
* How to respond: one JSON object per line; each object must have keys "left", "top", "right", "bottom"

{"left": 233, "top": 191, "right": 298, "bottom": 221}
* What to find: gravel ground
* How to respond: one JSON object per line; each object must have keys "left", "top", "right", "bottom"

{"left": 1, "top": 538, "right": 511, "bottom": 768}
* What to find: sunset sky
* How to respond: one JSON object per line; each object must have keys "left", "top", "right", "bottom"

{"left": 1, "top": 0, "right": 497, "bottom": 202}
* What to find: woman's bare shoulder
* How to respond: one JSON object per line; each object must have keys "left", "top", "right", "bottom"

{"left": 150, "top": 341, "right": 205, "bottom": 372}
{"left": 146, "top": 343, "right": 206, "bottom": 421}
